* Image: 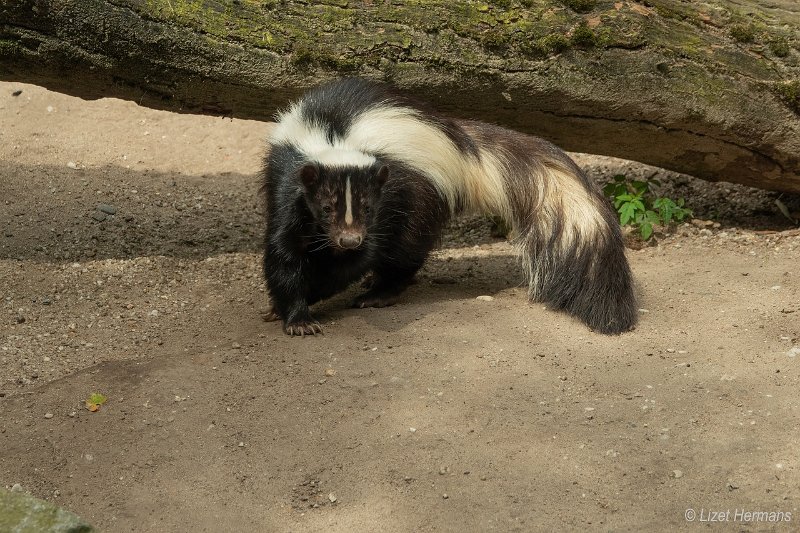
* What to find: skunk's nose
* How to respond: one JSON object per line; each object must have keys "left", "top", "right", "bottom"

{"left": 337, "top": 233, "right": 363, "bottom": 249}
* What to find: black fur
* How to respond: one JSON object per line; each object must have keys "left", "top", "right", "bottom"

{"left": 263, "top": 150, "right": 448, "bottom": 335}
{"left": 299, "top": 78, "right": 386, "bottom": 142}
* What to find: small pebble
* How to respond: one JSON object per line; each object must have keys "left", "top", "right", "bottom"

{"left": 691, "top": 219, "right": 714, "bottom": 227}
{"left": 328, "top": 492, "right": 337, "bottom": 503}
{"left": 476, "top": 295, "right": 494, "bottom": 302}
{"left": 672, "top": 470, "right": 684, "bottom": 479}
{"left": 92, "top": 211, "right": 107, "bottom": 222}
{"left": 44, "top": 412, "right": 54, "bottom": 419}
{"left": 11, "top": 484, "right": 23, "bottom": 492}
{"left": 442, "top": 493, "right": 449, "bottom": 499}
{"left": 96, "top": 203, "right": 117, "bottom": 215}
{"left": 325, "top": 368, "right": 336, "bottom": 376}
{"left": 66, "top": 161, "right": 78, "bottom": 169}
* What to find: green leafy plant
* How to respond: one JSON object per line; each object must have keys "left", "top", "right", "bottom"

{"left": 85, "top": 392, "right": 108, "bottom": 412}
{"left": 603, "top": 175, "right": 692, "bottom": 240}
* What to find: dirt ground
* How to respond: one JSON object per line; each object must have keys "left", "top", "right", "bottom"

{"left": 1, "top": 82, "right": 799, "bottom": 532}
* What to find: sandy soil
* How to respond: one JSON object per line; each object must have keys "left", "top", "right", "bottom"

{"left": 1, "top": 82, "right": 799, "bottom": 532}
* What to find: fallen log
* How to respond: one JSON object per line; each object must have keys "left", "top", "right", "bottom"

{"left": 1, "top": 0, "right": 799, "bottom": 191}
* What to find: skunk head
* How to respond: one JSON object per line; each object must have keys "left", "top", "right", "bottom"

{"left": 299, "top": 162, "right": 389, "bottom": 250}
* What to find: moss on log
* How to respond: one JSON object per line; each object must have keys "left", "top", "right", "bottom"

{"left": 1, "top": 0, "right": 799, "bottom": 192}
{"left": 0, "top": 488, "right": 94, "bottom": 532}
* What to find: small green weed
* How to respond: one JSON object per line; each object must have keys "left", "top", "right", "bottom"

{"left": 730, "top": 24, "right": 757, "bottom": 44}
{"left": 603, "top": 175, "right": 692, "bottom": 240}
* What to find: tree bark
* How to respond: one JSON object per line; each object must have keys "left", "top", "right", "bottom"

{"left": 1, "top": 0, "right": 799, "bottom": 192}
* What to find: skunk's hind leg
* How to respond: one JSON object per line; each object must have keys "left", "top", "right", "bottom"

{"left": 352, "top": 268, "right": 417, "bottom": 308}
{"left": 353, "top": 275, "right": 413, "bottom": 309}
{"left": 352, "top": 253, "right": 427, "bottom": 309}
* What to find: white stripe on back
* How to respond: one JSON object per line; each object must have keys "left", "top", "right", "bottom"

{"left": 270, "top": 104, "right": 376, "bottom": 168}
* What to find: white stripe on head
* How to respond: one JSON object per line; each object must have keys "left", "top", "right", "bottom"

{"left": 344, "top": 176, "right": 354, "bottom": 225}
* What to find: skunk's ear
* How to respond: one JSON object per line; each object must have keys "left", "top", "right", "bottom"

{"left": 376, "top": 165, "right": 390, "bottom": 188}
{"left": 299, "top": 164, "right": 318, "bottom": 189}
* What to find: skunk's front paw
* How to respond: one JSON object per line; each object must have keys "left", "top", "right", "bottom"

{"left": 283, "top": 320, "right": 323, "bottom": 336}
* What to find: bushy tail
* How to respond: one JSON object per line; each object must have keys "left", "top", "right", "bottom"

{"left": 512, "top": 157, "right": 637, "bottom": 334}
{"left": 514, "top": 194, "right": 638, "bottom": 334}
{"left": 460, "top": 122, "right": 637, "bottom": 334}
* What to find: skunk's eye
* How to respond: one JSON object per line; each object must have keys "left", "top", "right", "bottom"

{"left": 321, "top": 205, "right": 332, "bottom": 215}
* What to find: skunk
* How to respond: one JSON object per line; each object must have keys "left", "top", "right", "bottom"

{"left": 262, "top": 78, "right": 637, "bottom": 336}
